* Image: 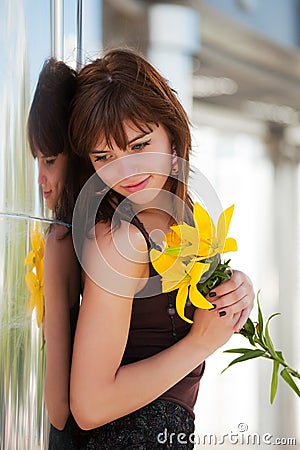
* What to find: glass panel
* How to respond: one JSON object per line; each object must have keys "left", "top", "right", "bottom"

{"left": 0, "top": 0, "right": 50, "bottom": 448}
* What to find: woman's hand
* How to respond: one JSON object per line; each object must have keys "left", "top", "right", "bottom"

{"left": 189, "top": 270, "right": 255, "bottom": 355}
{"left": 205, "top": 270, "right": 255, "bottom": 333}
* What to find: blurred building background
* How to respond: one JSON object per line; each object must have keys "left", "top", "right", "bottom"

{"left": 0, "top": 0, "right": 299, "bottom": 448}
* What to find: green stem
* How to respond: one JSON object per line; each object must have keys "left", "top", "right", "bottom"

{"left": 243, "top": 332, "right": 300, "bottom": 379}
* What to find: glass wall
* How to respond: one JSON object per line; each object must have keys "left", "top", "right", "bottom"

{"left": 0, "top": 0, "right": 50, "bottom": 447}
{"left": 0, "top": 0, "right": 101, "bottom": 447}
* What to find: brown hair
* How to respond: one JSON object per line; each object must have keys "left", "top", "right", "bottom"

{"left": 69, "top": 48, "right": 193, "bottom": 225}
{"left": 27, "top": 58, "right": 93, "bottom": 223}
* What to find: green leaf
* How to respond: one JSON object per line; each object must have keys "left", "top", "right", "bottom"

{"left": 280, "top": 369, "right": 300, "bottom": 397}
{"left": 239, "top": 318, "right": 256, "bottom": 345}
{"left": 243, "top": 318, "right": 256, "bottom": 336}
{"left": 223, "top": 348, "right": 255, "bottom": 354}
{"left": 264, "top": 313, "right": 281, "bottom": 360}
{"left": 198, "top": 260, "right": 233, "bottom": 297}
{"left": 256, "top": 291, "right": 264, "bottom": 339}
{"left": 270, "top": 360, "right": 280, "bottom": 404}
{"left": 221, "top": 349, "right": 266, "bottom": 374}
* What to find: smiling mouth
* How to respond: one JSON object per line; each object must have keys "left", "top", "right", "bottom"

{"left": 121, "top": 176, "right": 151, "bottom": 193}
{"left": 43, "top": 190, "right": 52, "bottom": 198}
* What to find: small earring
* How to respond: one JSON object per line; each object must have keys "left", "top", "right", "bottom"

{"left": 171, "top": 144, "right": 179, "bottom": 176}
{"left": 171, "top": 165, "right": 179, "bottom": 176}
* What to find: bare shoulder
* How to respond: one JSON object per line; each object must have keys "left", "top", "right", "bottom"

{"left": 46, "top": 224, "right": 72, "bottom": 247}
{"left": 45, "top": 225, "right": 78, "bottom": 274}
{"left": 88, "top": 220, "right": 148, "bottom": 262}
{"left": 82, "top": 220, "right": 149, "bottom": 297}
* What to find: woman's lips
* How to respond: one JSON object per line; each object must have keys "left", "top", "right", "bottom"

{"left": 43, "top": 190, "right": 52, "bottom": 199}
{"left": 121, "top": 176, "right": 151, "bottom": 193}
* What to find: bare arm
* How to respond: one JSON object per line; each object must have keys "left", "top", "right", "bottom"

{"left": 44, "top": 226, "right": 80, "bottom": 430}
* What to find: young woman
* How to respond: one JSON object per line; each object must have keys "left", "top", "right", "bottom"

{"left": 68, "top": 48, "right": 255, "bottom": 449}
{"left": 27, "top": 58, "right": 92, "bottom": 449}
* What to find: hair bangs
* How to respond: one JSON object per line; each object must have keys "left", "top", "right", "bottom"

{"left": 90, "top": 85, "right": 158, "bottom": 152}
{"left": 27, "top": 108, "right": 64, "bottom": 158}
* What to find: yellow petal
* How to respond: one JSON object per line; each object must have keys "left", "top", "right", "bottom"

{"left": 178, "top": 242, "right": 201, "bottom": 257}
{"left": 36, "top": 257, "right": 44, "bottom": 283}
{"left": 170, "top": 223, "right": 202, "bottom": 258}
{"left": 217, "top": 205, "right": 234, "bottom": 245}
{"left": 150, "top": 249, "right": 184, "bottom": 280}
{"left": 28, "top": 294, "right": 35, "bottom": 312}
{"left": 189, "top": 285, "right": 214, "bottom": 309}
{"left": 25, "top": 271, "right": 38, "bottom": 294}
{"left": 30, "top": 222, "right": 44, "bottom": 253}
{"left": 30, "top": 223, "right": 38, "bottom": 250}
{"left": 222, "top": 237, "right": 238, "bottom": 254}
{"left": 24, "top": 250, "right": 35, "bottom": 266}
{"left": 164, "top": 230, "right": 182, "bottom": 248}
{"left": 35, "top": 293, "right": 44, "bottom": 328}
{"left": 194, "top": 202, "right": 215, "bottom": 238}
{"left": 150, "top": 249, "right": 174, "bottom": 274}
{"left": 171, "top": 223, "right": 199, "bottom": 246}
{"left": 162, "top": 278, "right": 185, "bottom": 293}
{"left": 187, "top": 261, "right": 210, "bottom": 285}
{"left": 175, "top": 284, "right": 192, "bottom": 324}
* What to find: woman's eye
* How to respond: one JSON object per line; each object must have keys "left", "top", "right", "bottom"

{"left": 45, "top": 158, "right": 56, "bottom": 165}
{"left": 94, "top": 154, "right": 110, "bottom": 162}
{"left": 131, "top": 140, "right": 151, "bottom": 152}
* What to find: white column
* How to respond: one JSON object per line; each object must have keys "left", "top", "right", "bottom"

{"left": 51, "top": 0, "right": 64, "bottom": 59}
{"left": 81, "top": 0, "right": 103, "bottom": 62}
{"left": 148, "top": 3, "right": 200, "bottom": 115}
{"left": 264, "top": 124, "right": 300, "bottom": 440}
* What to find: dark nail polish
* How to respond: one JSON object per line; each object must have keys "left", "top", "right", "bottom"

{"left": 209, "top": 304, "right": 216, "bottom": 311}
{"left": 209, "top": 291, "right": 216, "bottom": 298}
{"left": 219, "top": 311, "right": 226, "bottom": 317}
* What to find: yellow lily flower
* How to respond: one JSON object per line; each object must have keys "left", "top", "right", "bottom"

{"left": 149, "top": 203, "right": 238, "bottom": 323}
{"left": 24, "top": 222, "right": 45, "bottom": 328}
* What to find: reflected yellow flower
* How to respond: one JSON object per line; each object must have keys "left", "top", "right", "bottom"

{"left": 24, "top": 222, "right": 45, "bottom": 269}
{"left": 24, "top": 222, "right": 45, "bottom": 327}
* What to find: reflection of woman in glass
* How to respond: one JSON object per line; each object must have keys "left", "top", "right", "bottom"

{"left": 69, "top": 48, "right": 255, "bottom": 449}
{"left": 27, "top": 59, "right": 91, "bottom": 449}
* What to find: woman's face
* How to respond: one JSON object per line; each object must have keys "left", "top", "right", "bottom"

{"left": 37, "top": 150, "right": 68, "bottom": 210}
{"left": 89, "top": 122, "right": 173, "bottom": 206}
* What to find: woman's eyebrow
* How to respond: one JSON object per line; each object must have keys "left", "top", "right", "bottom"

{"left": 90, "top": 149, "right": 108, "bottom": 154}
{"left": 128, "top": 131, "right": 151, "bottom": 144}
{"left": 91, "top": 131, "right": 152, "bottom": 153}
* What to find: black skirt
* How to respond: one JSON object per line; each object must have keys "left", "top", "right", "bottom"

{"left": 78, "top": 399, "right": 195, "bottom": 450}
{"left": 48, "top": 414, "right": 81, "bottom": 450}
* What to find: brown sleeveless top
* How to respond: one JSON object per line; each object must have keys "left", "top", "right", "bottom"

{"left": 121, "top": 218, "right": 205, "bottom": 418}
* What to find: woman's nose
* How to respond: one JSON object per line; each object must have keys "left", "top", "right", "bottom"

{"left": 38, "top": 168, "right": 46, "bottom": 186}
{"left": 117, "top": 153, "right": 140, "bottom": 179}
{"left": 100, "top": 153, "right": 141, "bottom": 187}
